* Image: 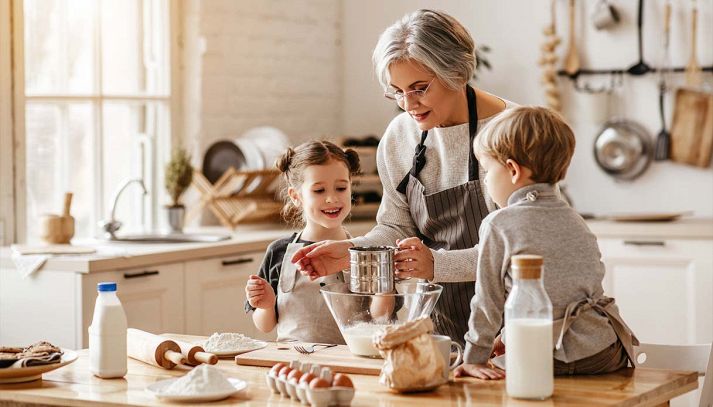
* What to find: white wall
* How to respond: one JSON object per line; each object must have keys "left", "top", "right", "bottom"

{"left": 182, "top": 0, "right": 343, "bottom": 160}
{"left": 341, "top": 0, "right": 713, "bottom": 217}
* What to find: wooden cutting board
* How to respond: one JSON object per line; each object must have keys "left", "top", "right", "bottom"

{"left": 670, "top": 88, "right": 713, "bottom": 167}
{"left": 234, "top": 342, "right": 383, "bottom": 376}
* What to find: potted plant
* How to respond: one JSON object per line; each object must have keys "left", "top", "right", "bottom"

{"left": 164, "top": 147, "right": 193, "bottom": 233}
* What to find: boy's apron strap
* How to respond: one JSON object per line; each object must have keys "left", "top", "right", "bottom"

{"left": 552, "top": 296, "right": 640, "bottom": 366}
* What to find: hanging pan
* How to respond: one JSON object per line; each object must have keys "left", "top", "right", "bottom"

{"left": 594, "top": 119, "right": 653, "bottom": 181}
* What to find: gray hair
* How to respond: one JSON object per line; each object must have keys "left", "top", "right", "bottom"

{"left": 372, "top": 9, "right": 476, "bottom": 91}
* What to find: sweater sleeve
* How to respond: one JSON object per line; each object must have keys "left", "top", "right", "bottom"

{"left": 464, "top": 219, "right": 508, "bottom": 364}
{"left": 349, "top": 131, "right": 419, "bottom": 249}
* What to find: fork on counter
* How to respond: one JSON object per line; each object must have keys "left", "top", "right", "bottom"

{"left": 294, "top": 343, "right": 338, "bottom": 354}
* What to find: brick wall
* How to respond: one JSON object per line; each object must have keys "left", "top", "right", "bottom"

{"left": 182, "top": 0, "right": 343, "bottom": 158}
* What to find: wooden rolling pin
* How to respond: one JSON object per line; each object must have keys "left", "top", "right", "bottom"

{"left": 174, "top": 339, "right": 218, "bottom": 366}
{"left": 127, "top": 328, "right": 186, "bottom": 369}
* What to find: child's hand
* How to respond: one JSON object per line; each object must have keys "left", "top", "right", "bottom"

{"left": 245, "top": 275, "right": 276, "bottom": 309}
{"left": 454, "top": 363, "right": 505, "bottom": 380}
{"left": 491, "top": 334, "right": 505, "bottom": 357}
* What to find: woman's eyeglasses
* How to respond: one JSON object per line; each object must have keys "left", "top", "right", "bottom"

{"left": 384, "top": 78, "right": 435, "bottom": 103}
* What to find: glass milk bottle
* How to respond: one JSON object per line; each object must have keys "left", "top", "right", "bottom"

{"left": 89, "top": 282, "right": 128, "bottom": 378}
{"left": 504, "top": 255, "right": 553, "bottom": 399}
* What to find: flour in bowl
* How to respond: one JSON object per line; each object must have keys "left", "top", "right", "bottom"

{"left": 162, "top": 364, "right": 235, "bottom": 395}
{"left": 203, "top": 332, "right": 259, "bottom": 352}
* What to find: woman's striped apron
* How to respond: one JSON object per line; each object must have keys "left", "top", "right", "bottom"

{"left": 395, "top": 85, "right": 490, "bottom": 345}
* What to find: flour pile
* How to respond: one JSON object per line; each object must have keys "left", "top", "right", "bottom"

{"left": 162, "top": 364, "right": 235, "bottom": 395}
{"left": 203, "top": 332, "right": 260, "bottom": 352}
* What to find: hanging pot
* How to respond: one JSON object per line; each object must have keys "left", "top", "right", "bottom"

{"left": 593, "top": 119, "right": 653, "bottom": 181}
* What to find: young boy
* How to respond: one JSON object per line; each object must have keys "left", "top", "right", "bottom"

{"left": 455, "top": 106, "right": 638, "bottom": 380}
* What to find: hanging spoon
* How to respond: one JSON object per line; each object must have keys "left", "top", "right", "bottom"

{"left": 563, "top": 0, "right": 581, "bottom": 77}
{"left": 684, "top": 0, "right": 702, "bottom": 87}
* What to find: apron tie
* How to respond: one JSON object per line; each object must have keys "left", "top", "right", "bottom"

{"left": 553, "top": 296, "right": 640, "bottom": 366}
{"left": 396, "top": 132, "right": 429, "bottom": 194}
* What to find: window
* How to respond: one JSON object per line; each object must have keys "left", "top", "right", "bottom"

{"left": 20, "top": 0, "right": 173, "bottom": 240}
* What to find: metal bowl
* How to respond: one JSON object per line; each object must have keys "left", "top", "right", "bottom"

{"left": 593, "top": 119, "right": 652, "bottom": 181}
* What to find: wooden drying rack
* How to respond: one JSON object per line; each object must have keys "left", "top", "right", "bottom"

{"left": 186, "top": 168, "right": 283, "bottom": 229}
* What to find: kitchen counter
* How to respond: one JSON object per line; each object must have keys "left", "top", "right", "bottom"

{"left": 0, "top": 347, "right": 698, "bottom": 407}
{"left": 586, "top": 217, "right": 713, "bottom": 240}
{"left": 0, "top": 221, "right": 377, "bottom": 273}
{"left": 2, "top": 218, "right": 711, "bottom": 274}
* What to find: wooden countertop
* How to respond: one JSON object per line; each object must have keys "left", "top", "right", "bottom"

{"left": 0, "top": 349, "right": 698, "bottom": 406}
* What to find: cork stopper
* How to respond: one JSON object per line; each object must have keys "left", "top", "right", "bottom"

{"left": 511, "top": 254, "right": 543, "bottom": 279}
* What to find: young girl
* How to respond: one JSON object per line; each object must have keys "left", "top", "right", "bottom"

{"left": 244, "top": 140, "right": 360, "bottom": 344}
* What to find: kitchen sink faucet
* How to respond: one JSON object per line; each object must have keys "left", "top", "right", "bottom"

{"left": 101, "top": 178, "right": 148, "bottom": 238}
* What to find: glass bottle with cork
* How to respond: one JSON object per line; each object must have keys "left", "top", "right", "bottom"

{"left": 504, "top": 254, "right": 553, "bottom": 400}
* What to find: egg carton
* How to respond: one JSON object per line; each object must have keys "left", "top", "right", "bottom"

{"left": 265, "top": 360, "right": 355, "bottom": 406}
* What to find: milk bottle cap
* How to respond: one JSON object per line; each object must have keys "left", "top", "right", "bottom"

{"left": 97, "top": 282, "right": 117, "bottom": 292}
{"left": 511, "top": 255, "right": 543, "bottom": 279}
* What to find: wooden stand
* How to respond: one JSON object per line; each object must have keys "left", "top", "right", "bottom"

{"left": 186, "top": 168, "right": 283, "bottom": 229}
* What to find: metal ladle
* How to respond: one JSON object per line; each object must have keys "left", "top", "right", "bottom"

{"left": 627, "top": 0, "right": 651, "bottom": 76}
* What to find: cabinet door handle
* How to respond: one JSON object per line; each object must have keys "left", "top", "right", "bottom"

{"left": 623, "top": 240, "right": 666, "bottom": 247}
{"left": 221, "top": 258, "right": 254, "bottom": 266}
{"left": 123, "top": 270, "right": 160, "bottom": 279}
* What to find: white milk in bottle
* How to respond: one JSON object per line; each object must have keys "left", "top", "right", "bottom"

{"left": 504, "top": 255, "right": 553, "bottom": 399}
{"left": 89, "top": 282, "right": 128, "bottom": 378}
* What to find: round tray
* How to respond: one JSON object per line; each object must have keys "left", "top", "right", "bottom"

{"left": 0, "top": 350, "right": 78, "bottom": 384}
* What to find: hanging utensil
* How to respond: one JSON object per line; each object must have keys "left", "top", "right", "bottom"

{"left": 563, "top": 0, "right": 580, "bottom": 76}
{"left": 594, "top": 119, "right": 653, "bottom": 181}
{"left": 627, "top": 0, "right": 652, "bottom": 76}
{"left": 670, "top": 88, "right": 713, "bottom": 168}
{"left": 654, "top": 0, "right": 672, "bottom": 161}
{"left": 684, "top": 0, "right": 702, "bottom": 87}
{"left": 591, "top": 0, "right": 620, "bottom": 30}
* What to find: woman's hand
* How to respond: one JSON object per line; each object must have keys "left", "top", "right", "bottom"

{"left": 454, "top": 363, "right": 506, "bottom": 380}
{"left": 291, "top": 240, "right": 353, "bottom": 280}
{"left": 245, "top": 275, "right": 276, "bottom": 309}
{"left": 394, "top": 237, "right": 434, "bottom": 280}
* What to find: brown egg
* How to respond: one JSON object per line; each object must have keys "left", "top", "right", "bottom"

{"left": 299, "top": 372, "right": 316, "bottom": 385}
{"left": 270, "top": 362, "right": 286, "bottom": 377}
{"left": 309, "top": 378, "right": 330, "bottom": 389}
{"left": 332, "top": 373, "right": 354, "bottom": 388}
{"left": 278, "top": 366, "right": 293, "bottom": 380}
{"left": 287, "top": 369, "right": 303, "bottom": 384}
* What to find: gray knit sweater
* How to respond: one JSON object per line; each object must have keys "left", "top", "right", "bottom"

{"left": 350, "top": 103, "right": 516, "bottom": 282}
{"left": 463, "top": 183, "right": 618, "bottom": 364}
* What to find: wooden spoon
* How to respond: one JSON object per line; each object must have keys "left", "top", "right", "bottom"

{"left": 563, "top": 0, "right": 580, "bottom": 76}
{"left": 685, "top": 2, "right": 702, "bottom": 87}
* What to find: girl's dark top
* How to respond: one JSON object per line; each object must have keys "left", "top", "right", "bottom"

{"left": 243, "top": 233, "right": 313, "bottom": 318}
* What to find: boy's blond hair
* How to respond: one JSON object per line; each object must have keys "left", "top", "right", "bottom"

{"left": 473, "top": 106, "right": 576, "bottom": 183}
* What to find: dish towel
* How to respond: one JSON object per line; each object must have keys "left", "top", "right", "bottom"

{"left": 10, "top": 246, "right": 49, "bottom": 278}
{"left": 0, "top": 352, "right": 63, "bottom": 369}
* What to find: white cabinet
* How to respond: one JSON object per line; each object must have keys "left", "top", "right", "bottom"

{"left": 81, "top": 263, "right": 185, "bottom": 346}
{"left": 599, "top": 238, "right": 713, "bottom": 345}
{"left": 184, "top": 252, "right": 274, "bottom": 340}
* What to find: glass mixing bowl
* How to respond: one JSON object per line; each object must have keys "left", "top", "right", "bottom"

{"left": 320, "top": 282, "right": 443, "bottom": 358}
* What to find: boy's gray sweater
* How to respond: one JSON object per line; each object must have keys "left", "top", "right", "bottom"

{"left": 464, "top": 183, "right": 618, "bottom": 364}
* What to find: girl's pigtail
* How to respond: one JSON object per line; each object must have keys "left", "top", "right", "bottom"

{"left": 344, "top": 148, "right": 362, "bottom": 176}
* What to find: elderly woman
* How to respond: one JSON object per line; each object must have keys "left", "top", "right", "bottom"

{"left": 292, "top": 9, "right": 514, "bottom": 345}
